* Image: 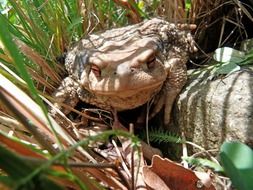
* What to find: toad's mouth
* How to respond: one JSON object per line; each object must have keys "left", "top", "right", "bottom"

{"left": 87, "top": 81, "right": 163, "bottom": 97}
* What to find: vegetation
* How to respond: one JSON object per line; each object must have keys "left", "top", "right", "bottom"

{"left": 1, "top": 0, "right": 253, "bottom": 189}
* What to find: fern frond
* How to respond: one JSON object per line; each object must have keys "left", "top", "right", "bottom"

{"left": 148, "top": 128, "right": 185, "bottom": 144}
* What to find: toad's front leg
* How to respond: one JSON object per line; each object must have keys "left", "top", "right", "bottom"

{"left": 51, "top": 76, "right": 80, "bottom": 115}
{"left": 151, "top": 57, "right": 187, "bottom": 125}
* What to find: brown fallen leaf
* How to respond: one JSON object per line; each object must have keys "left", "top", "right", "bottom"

{"left": 143, "top": 155, "right": 216, "bottom": 190}
{"left": 143, "top": 167, "right": 171, "bottom": 190}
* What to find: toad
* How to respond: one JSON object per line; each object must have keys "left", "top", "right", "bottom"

{"left": 53, "top": 18, "right": 196, "bottom": 125}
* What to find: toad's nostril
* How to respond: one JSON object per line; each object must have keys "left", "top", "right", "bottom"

{"left": 130, "top": 68, "right": 136, "bottom": 72}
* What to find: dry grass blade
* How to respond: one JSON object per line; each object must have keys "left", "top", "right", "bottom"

{"left": 0, "top": 133, "right": 82, "bottom": 189}
{"left": 0, "top": 73, "right": 96, "bottom": 161}
{"left": 0, "top": 63, "right": 26, "bottom": 88}
{"left": 80, "top": 167, "right": 128, "bottom": 190}
{"left": 0, "top": 133, "right": 45, "bottom": 159}
{"left": 0, "top": 74, "right": 132, "bottom": 189}
{"left": 0, "top": 113, "right": 38, "bottom": 145}
{"left": 0, "top": 73, "right": 59, "bottom": 154}
{"left": 27, "top": 67, "right": 56, "bottom": 92}
{"left": 113, "top": 0, "right": 142, "bottom": 23}
{"left": 161, "top": 0, "right": 186, "bottom": 22}
{"left": 14, "top": 39, "right": 61, "bottom": 84}
{"left": 0, "top": 113, "right": 27, "bottom": 132}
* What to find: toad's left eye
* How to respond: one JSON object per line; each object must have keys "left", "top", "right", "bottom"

{"left": 91, "top": 64, "right": 101, "bottom": 77}
{"left": 146, "top": 57, "right": 156, "bottom": 69}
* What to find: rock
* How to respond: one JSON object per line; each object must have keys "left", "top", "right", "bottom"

{"left": 173, "top": 65, "right": 253, "bottom": 152}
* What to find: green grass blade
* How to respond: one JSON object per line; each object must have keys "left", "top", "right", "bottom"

{"left": 0, "top": 13, "right": 41, "bottom": 103}
{"left": 0, "top": 13, "right": 64, "bottom": 153}
{"left": 0, "top": 144, "right": 33, "bottom": 180}
{"left": 0, "top": 144, "right": 65, "bottom": 190}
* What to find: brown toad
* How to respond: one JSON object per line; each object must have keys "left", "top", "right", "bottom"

{"left": 53, "top": 18, "right": 196, "bottom": 125}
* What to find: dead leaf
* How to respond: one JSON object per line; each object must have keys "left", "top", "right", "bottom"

{"left": 144, "top": 155, "right": 216, "bottom": 190}
{"left": 143, "top": 167, "right": 171, "bottom": 190}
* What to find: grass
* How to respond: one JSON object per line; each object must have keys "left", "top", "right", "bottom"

{"left": 0, "top": 0, "right": 253, "bottom": 189}
{"left": 0, "top": 1, "right": 152, "bottom": 189}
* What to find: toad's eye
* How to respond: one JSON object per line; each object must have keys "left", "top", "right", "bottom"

{"left": 146, "top": 57, "right": 156, "bottom": 69}
{"left": 91, "top": 64, "right": 101, "bottom": 77}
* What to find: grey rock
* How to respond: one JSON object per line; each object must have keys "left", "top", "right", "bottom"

{"left": 173, "top": 65, "right": 253, "bottom": 152}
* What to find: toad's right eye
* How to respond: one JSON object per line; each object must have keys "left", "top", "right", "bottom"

{"left": 91, "top": 64, "right": 101, "bottom": 77}
{"left": 146, "top": 56, "right": 156, "bottom": 70}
